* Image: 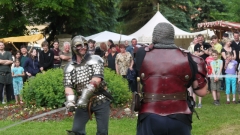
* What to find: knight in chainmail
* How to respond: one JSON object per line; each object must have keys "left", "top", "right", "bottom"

{"left": 64, "top": 35, "right": 112, "bottom": 135}
{"left": 135, "top": 23, "right": 208, "bottom": 135}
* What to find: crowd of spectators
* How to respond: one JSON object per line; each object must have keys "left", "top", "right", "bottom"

{"left": 1, "top": 37, "right": 145, "bottom": 104}
{"left": 88, "top": 38, "right": 144, "bottom": 92}
{"left": 188, "top": 32, "right": 240, "bottom": 107}
{"left": 0, "top": 36, "right": 174, "bottom": 104}
{"left": 0, "top": 40, "right": 72, "bottom": 104}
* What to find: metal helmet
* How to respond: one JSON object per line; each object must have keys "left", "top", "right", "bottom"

{"left": 71, "top": 35, "right": 88, "bottom": 56}
{"left": 152, "top": 22, "right": 175, "bottom": 46}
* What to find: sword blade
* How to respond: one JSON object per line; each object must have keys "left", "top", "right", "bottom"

{"left": 0, "top": 107, "right": 66, "bottom": 131}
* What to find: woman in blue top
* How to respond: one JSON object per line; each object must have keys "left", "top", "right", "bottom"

{"left": 23, "top": 49, "right": 40, "bottom": 78}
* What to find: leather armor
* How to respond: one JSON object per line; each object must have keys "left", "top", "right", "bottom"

{"left": 191, "top": 54, "right": 208, "bottom": 90}
{"left": 139, "top": 48, "right": 206, "bottom": 116}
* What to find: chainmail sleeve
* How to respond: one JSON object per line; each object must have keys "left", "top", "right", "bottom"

{"left": 86, "top": 55, "right": 104, "bottom": 79}
{"left": 92, "top": 63, "right": 104, "bottom": 79}
{"left": 63, "top": 63, "right": 76, "bottom": 88}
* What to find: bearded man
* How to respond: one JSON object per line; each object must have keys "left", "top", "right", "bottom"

{"left": 64, "top": 36, "right": 112, "bottom": 135}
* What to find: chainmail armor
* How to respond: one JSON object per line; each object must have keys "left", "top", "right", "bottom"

{"left": 63, "top": 55, "right": 108, "bottom": 107}
{"left": 152, "top": 22, "right": 178, "bottom": 49}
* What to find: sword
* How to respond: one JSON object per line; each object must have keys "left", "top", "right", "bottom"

{"left": 0, "top": 107, "right": 66, "bottom": 131}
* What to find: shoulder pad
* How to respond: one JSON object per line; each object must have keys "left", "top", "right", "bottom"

{"left": 179, "top": 47, "right": 190, "bottom": 53}
{"left": 191, "top": 54, "right": 205, "bottom": 64}
{"left": 64, "top": 62, "right": 75, "bottom": 73}
{"left": 86, "top": 55, "right": 104, "bottom": 65}
{"left": 191, "top": 54, "right": 207, "bottom": 75}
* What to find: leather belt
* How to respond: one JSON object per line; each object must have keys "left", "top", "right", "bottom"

{"left": 143, "top": 91, "right": 187, "bottom": 103}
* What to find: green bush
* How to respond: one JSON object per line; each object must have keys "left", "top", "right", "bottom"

{"left": 104, "top": 68, "right": 131, "bottom": 107}
{"left": 22, "top": 68, "right": 131, "bottom": 108}
{"left": 22, "top": 68, "right": 65, "bottom": 108}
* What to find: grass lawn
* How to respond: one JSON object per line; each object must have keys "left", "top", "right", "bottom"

{"left": 1, "top": 91, "right": 240, "bottom": 135}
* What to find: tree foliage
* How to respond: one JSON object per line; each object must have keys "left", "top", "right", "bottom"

{"left": 212, "top": 0, "right": 240, "bottom": 22}
{"left": 0, "top": 0, "right": 118, "bottom": 40}
{"left": 0, "top": 0, "right": 236, "bottom": 40}
{"left": 117, "top": 0, "right": 155, "bottom": 34}
{"left": 118, "top": 0, "right": 226, "bottom": 34}
{"left": 192, "top": 0, "right": 226, "bottom": 29}
{"left": 0, "top": 0, "right": 28, "bottom": 38}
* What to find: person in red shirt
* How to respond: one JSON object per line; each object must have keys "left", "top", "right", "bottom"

{"left": 107, "top": 39, "right": 120, "bottom": 53}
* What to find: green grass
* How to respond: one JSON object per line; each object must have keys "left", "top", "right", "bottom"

{"left": 0, "top": 118, "right": 137, "bottom": 135}
{"left": 1, "top": 91, "right": 240, "bottom": 135}
{"left": 192, "top": 91, "right": 240, "bottom": 135}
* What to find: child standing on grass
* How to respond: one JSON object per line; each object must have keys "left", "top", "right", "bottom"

{"left": 224, "top": 52, "right": 238, "bottom": 104}
{"left": 11, "top": 60, "right": 25, "bottom": 104}
{"left": 210, "top": 50, "right": 223, "bottom": 105}
{"left": 206, "top": 48, "right": 214, "bottom": 92}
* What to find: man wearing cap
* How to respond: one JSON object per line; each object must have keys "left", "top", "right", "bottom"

{"left": 64, "top": 36, "right": 112, "bottom": 135}
{"left": 135, "top": 23, "right": 208, "bottom": 135}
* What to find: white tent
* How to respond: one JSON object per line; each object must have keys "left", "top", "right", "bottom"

{"left": 86, "top": 31, "right": 134, "bottom": 43}
{"left": 129, "top": 11, "right": 214, "bottom": 49}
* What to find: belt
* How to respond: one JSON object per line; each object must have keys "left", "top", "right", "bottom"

{"left": 143, "top": 91, "right": 187, "bottom": 103}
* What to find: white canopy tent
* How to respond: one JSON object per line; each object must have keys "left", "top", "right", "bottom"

{"left": 86, "top": 31, "right": 134, "bottom": 44}
{"left": 129, "top": 11, "right": 214, "bottom": 49}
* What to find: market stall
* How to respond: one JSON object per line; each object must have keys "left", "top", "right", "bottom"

{"left": 198, "top": 21, "right": 240, "bottom": 39}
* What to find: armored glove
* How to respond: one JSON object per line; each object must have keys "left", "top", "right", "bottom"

{"left": 65, "top": 95, "right": 76, "bottom": 112}
{"left": 77, "top": 84, "right": 96, "bottom": 108}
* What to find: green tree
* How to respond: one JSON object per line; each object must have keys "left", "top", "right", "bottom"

{"left": 192, "top": 0, "right": 226, "bottom": 29}
{"left": 210, "top": 0, "right": 240, "bottom": 22}
{"left": 117, "top": 0, "right": 155, "bottom": 34}
{"left": 118, "top": 0, "right": 226, "bottom": 34}
{"left": 118, "top": 0, "right": 198, "bottom": 34}
{"left": 0, "top": 0, "right": 118, "bottom": 40}
{"left": 0, "top": 0, "right": 28, "bottom": 38}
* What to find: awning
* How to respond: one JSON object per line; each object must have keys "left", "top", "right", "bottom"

{"left": 0, "top": 34, "right": 44, "bottom": 43}
{"left": 198, "top": 21, "right": 240, "bottom": 32}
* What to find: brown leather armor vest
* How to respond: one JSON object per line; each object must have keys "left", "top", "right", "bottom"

{"left": 139, "top": 48, "right": 192, "bottom": 115}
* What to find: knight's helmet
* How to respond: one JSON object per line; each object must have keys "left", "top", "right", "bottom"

{"left": 71, "top": 35, "right": 88, "bottom": 56}
{"left": 152, "top": 22, "right": 175, "bottom": 46}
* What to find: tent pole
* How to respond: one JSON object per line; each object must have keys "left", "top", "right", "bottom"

{"left": 11, "top": 42, "right": 19, "bottom": 51}
{"left": 28, "top": 42, "right": 34, "bottom": 53}
{"left": 157, "top": 3, "right": 159, "bottom": 11}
